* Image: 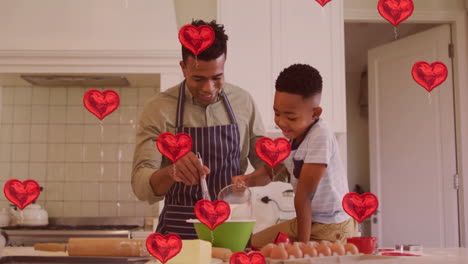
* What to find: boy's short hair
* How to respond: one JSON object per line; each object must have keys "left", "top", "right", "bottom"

{"left": 181, "top": 20, "right": 228, "bottom": 62}
{"left": 275, "top": 64, "right": 323, "bottom": 98}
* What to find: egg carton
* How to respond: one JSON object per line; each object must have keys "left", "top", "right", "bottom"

{"left": 266, "top": 253, "right": 370, "bottom": 264}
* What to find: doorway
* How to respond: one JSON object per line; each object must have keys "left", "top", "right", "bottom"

{"left": 344, "top": 22, "right": 461, "bottom": 247}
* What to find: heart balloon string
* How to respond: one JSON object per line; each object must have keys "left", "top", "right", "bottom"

{"left": 194, "top": 199, "right": 230, "bottom": 244}
{"left": 393, "top": 27, "right": 399, "bottom": 40}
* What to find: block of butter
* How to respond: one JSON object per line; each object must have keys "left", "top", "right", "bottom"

{"left": 166, "top": 239, "right": 211, "bottom": 264}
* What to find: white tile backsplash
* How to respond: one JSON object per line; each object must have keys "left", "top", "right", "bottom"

{"left": 81, "top": 202, "right": 99, "bottom": 216}
{"left": 0, "top": 125, "right": 12, "bottom": 143}
{"left": 45, "top": 182, "right": 64, "bottom": 201}
{"left": 12, "top": 125, "right": 30, "bottom": 143}
{"left": 82, "top": 182, "right": 100, "bottom": 201}
{"left": 1, "top": 85, "right": 158, "bottom": 217}
{"left": 65, "top": 163, "right": 83, "bottom": 182}
{"left": 66, "top": 106, "right": 84, "bottom": 124}
{"left": 32, "top": 87, "right": 50, "bottom": 105}
{"left": 14, "top": 87, "right": 32, "bottom": 105}
{"left": 1, "top": 106, "right": 13, "bottom": 123}
{"left": 49, "top": 106, "right": 67, "bottom": 124}
{"left": 48, "top": 144, "right": 66, "bottom": 162}
{"left": 45, "top": 201, "right": 64, "bottom": 217}
{"left": 47, "top": 163, "right": 66, "bottom": 182}
{"left": 66, "top": 125, "right": 84, "bottom": 143}
{"left": 11, "top": 162, "right": 29, "bottom": 180}
{"left": 12, "top": 144, "right": 30, "bottom": 161}
{"left": 0, "top": 162, "right": 11, "bottom": 180}
{"left": 31, "top": 105, "right": 49, "bottom": 124}
{"left": 30, "top": 144, "right": 48, "bottom": 162}
{"left": 2, "top": 87, "right": 14, "bottom": 105}
{"left": 30, "top": 125, "right": 48, "bottom": 143}
{"left": 63, "top": 201, "right": 81, "bottom": 217}
{"left": 67, "top": 88, "right": 85, "bottom": 106}
{"left": 99, "top": 202, "right": 118, "bottom": 216}
{"left": 101, "top": 125, "right": 120, "bottom": 143}
{"left": 121, "top": 88, "right": 138, "bottom": 105}
{"left": 13, "top": 106, "right": 32, "bottom": 124}
{"left": 50, "top": 88, "right": 67, "bottom": 105}
{"left": 64, "top": 182, "right": 82, "bottom": 201}
{"left": 29, "top": 163, "right": 47, "bottom": 182}
{"left": 0, "top": 143, "right": 11, "bottom": 162}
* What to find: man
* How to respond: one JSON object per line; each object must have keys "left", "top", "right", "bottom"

{"left": 131, "top": 19, "right": 265, "bottom": 238}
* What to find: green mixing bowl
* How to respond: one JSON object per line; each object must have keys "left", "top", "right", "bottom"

{"left": 187, "top": 219, "right": 255, "bottom": 252}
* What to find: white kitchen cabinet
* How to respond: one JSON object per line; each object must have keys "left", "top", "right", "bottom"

{"left": 218, "top": 0, "right": 346, "bottom": 133}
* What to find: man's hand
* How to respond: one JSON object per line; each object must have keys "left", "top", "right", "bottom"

{"left": 171, "top": 152, "right": 210, "bottom": 185}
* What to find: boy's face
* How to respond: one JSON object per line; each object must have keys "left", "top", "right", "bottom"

{"left": 180, "top": 54, "right": 226, "bottom": 107}
{"left": 273, "top": 91, "right": 322, "bottom": 140}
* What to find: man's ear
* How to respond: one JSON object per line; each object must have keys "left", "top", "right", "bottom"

{"left": 179, "top": 60, "right": 187, "bottom": 78}
{"left": 313, "top": 107, "right": 323, "bottom": 120}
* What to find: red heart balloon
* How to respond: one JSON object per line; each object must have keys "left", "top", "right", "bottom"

{"left": 145, "top": 233, "right": 182, "bottom": 264}
{"left": 255, "top": 137, "right": 291, "bottom": 168}
{"left": 412, "top": 61, "right": 448, "bottom": 92}
{"left": 230, "top": 252, "right": 266, "bottom": 264}
{"left": 178, "top": 24, "right": 215, "bottom": 56}
{"left": 4, "top": 179, "right": 41, "bottom": 210}
{"left": 315, "top": 0, "right": 332, "bottom": 7}
{"left": 342, "top": 192, "right": 379, "bottom": 223}
{"left": 377, "top": 0, "right": 414, "bottom": 27}
{"left": 83, "top": 89, "right": 120, "bottom": 120}
{"left": 156, "top": 132, "right": 193, "bottom": 163}
{"left": 194, "top": 199, "right": 230, "bottom": 230}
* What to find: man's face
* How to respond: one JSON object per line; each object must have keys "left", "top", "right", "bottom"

{"left": 180, "top": 54, "right": 226, "bottom": 106}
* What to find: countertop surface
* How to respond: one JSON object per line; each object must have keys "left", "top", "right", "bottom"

{"left": 1, "top": 247, "right": 467, "bottom": 264}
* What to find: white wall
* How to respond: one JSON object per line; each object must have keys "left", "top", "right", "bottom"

{"left": 0, "top": 0, "right": 178, "bottom": 51}
{"left": 173, "top": 0, "right": 217, "bottom": 29}
{"left": 345, "top": 0, "right": 465, "bottom": 13}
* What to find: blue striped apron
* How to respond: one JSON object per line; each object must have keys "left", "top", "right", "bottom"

{"left": 156, "top": 82, "right": 241, "bottom": 238}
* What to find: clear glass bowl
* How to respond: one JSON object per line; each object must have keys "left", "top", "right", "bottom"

{"left": 217, "top": 184, "right": 253, "bottom": 220}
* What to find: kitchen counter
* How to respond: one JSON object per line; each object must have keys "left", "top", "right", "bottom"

{"left": 2, "top": 247, "right": 467, "bottom": 264}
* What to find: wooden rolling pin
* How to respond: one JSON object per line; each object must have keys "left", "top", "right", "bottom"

{"left": 34, "top": 238, "right": 148, "bottom": 257}
{"left": 35, "top": 238, "right": 232, "bottom": 260}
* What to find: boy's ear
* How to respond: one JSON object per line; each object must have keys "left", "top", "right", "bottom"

{"left": 313, "top": 107, "right": 323, "bottom": 120}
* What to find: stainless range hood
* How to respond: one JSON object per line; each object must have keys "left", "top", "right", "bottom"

{"left": 21, "top": 75, "right": 130, "bottom": 87}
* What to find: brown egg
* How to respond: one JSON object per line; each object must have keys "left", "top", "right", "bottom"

{"left": 286, "top": 243, "right": 303, "bottom": 258}
{"left": 260, "top": 243, "right": 276, "bottom": 258}
{"left": 330, "top": 242, "right": 346, "bottom": 256}
{"left": 295, "top": 241, "right": 306, "bottom": 249}
{"left": 344, "top": 243, "right": 359, "bottom": 255}
{"left": 270, "top": 243, "right": 289, "bottom": 260}
{"left": 301, "top": 243, "right": 318, "bottom": 257}
{"left": 316, "top": 244, "right": 332, "bottom": 257}
{"left": 307, "top": 241, "right": 320, "bottom": 248}
{"left": 320, "top": 240, "right": 333, "bottom": 247}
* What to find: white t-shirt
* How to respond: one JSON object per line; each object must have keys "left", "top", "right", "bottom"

{"left": 284, "top": 118, "right": 350, "bottom": 224}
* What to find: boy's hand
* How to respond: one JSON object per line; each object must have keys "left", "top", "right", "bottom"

{"left": 231, "top": 175, "right": 249, "bottom": 188}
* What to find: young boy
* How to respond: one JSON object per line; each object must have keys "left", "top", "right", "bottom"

{"left": 232, "top": 64, "right": 357, "bottom": 247}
